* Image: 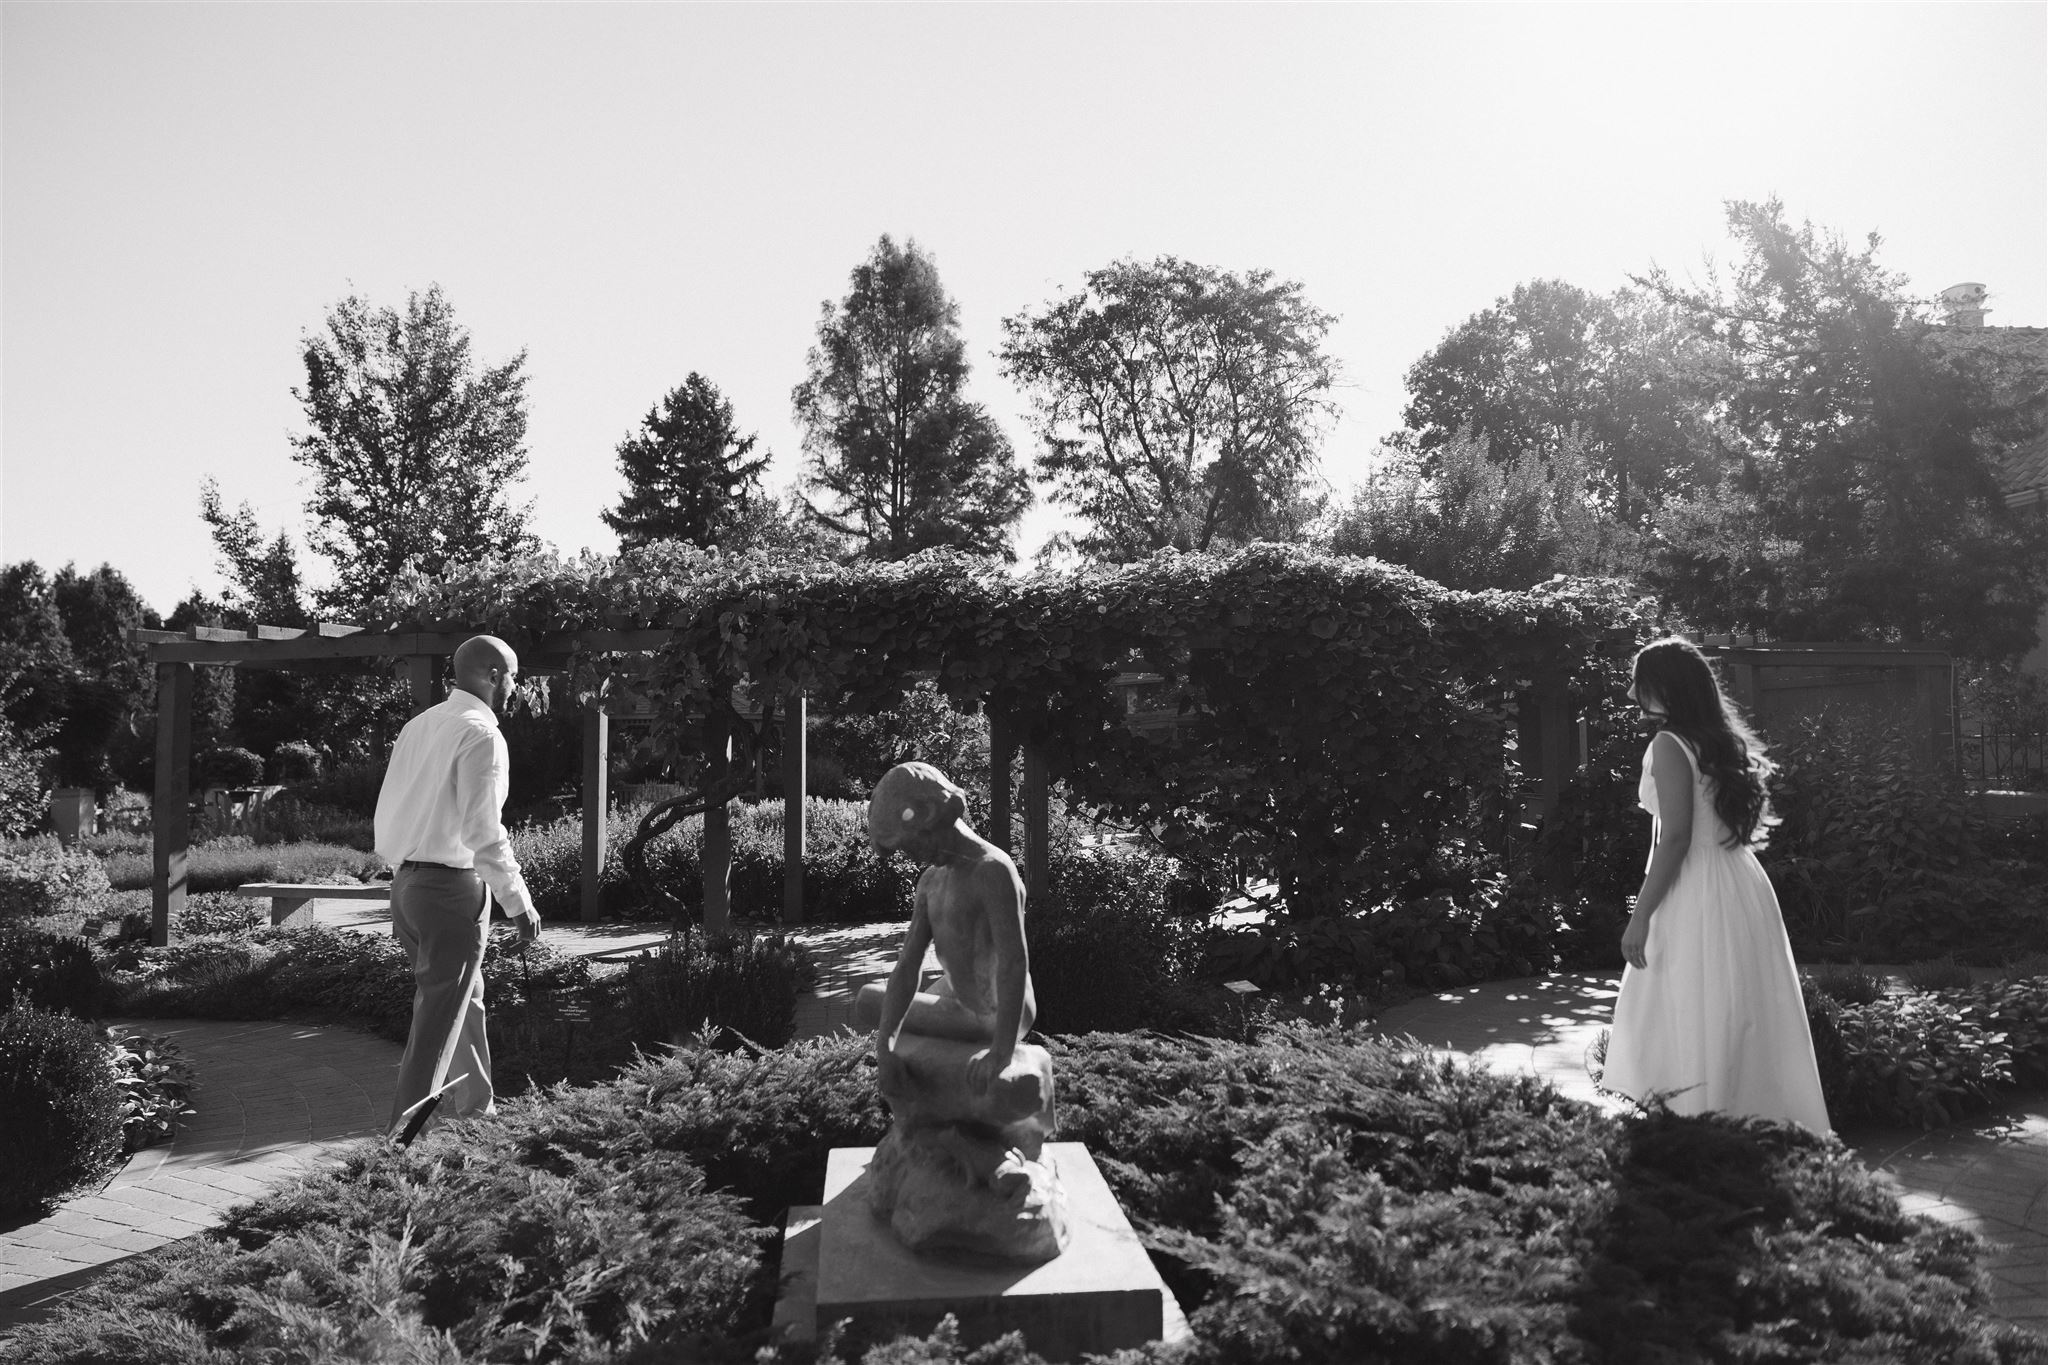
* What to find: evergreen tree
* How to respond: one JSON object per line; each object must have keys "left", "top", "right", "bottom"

{"left": 793, "top": 236, "right": 1031, "bottom": 561}
{"left": 603, "top": 374, "right": 770, "bottom": 550}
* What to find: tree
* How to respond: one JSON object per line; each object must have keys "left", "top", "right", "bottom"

{"left": 1398, "top": 279, "right": 1722, "bottom": 522}
{"left": 1320, "top": 431, "right": 1639, "bottom": 591}
{"left": 793, "top": 236, "right": 1031, "bottom": 561}
{"left": 1642, "top": 200, "right": 2048, "bottom": 658}
{"left": 604, "top": 374, "right": 771, "bottom": 551}
{"left": 292, "top": 284, "right": 536, "bottom": 617}
{"left": 50, "top": 564, "right": 157, "bottom": 790}
{"left": 200, "top": 478, "right": 309, "bottom": 627}
{"left": 998, "top": 257, "right": 1339, "bottom": 561}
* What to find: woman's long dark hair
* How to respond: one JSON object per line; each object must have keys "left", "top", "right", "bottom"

{"left": 1632, "top": 637, "right": 1776, "bottom": 848}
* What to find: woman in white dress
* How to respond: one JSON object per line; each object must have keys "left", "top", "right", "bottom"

{"left": 1604, "top": 637, "right": 1831, "bottom": 1134}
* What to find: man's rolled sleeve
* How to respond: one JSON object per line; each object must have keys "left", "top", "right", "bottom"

{"left": 456, "top": 726, "right": 537, "bottom": 922}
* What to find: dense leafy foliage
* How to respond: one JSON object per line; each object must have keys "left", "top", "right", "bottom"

{"left": 998, "top": 257, "right": 1339, "bottom": 560}
{"left": 1643, "top": 200, "right": 2048, "bottom": 660}
{"left": 0, "top": 918, "right": 105, "bottom": 1016}
{"left": 107, "top": 1026, "right": 197, "bottom": 1152}
{"left": 292, "top": 283, "right": 537, "bottom": 617}
{"left": 0, "top": 839, "right": 113, "bottom": 919}
{"left": 619, "top": 931, "right": 816, "bottom": 1051}
{"left": 12, "top": 1026, "right": 2040, "bottom": 1364}
{"left": 1765, "top": 716, "right": 2048, "bottom": 961}
{"left": 0, "top": 998, "right": 126, "bottom": 1216}
{"left": 1807, "top": 973, "right": 2048, "bottom": 1130}
{"left": 382, "top": 542, "right": 1652, "bottom": 920}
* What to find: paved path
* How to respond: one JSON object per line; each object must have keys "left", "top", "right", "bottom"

{"left": 1376, "top": 973, "right": 2048, "bottom": 1336}
{"left": 0, "top": 1018, "right": 400, "bottom": 1331}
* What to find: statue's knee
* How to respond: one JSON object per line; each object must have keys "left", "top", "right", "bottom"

{"left": 854, "top": 982, "right": 887, "bottom": 1029}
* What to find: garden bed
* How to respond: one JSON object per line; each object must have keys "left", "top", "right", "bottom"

{"left": 5, "top": 1025, "right": 2041, "bottom": 1363}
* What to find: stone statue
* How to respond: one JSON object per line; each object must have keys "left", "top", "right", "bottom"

{"left": 854, "top": 762, "right": 1069, "bottom": 1263}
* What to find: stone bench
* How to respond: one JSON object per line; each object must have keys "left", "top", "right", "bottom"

{"left": 236, "top": 881, "right": 392, "bottom": 929}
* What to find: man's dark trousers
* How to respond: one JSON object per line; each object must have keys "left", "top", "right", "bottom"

{"left": 388, "top": 863, "right": 495, "bottom": 1131}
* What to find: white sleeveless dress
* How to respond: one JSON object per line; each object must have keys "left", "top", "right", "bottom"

{"left": 1604, "top": 732, "right": 1832, "bottom": 1134}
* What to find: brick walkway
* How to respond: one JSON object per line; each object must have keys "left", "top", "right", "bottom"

{"left": 1377, "top": 973, "right": 2048, "bottom": 1336}
{"left": 0, "top": 1018, "right": 400, "bottom": 1330}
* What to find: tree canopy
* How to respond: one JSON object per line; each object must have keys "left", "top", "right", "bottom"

{"left": 1398, "top": 279, "right": 1721, "bottom": 522}
{"left": 292, "top": 284, "right": 537, "bottom": 616}
{"left": 1641, "top": 199, "right": 2048, "bottom": 658}
{"left": 604, "top": 373, "right": 771, "bottom": 552}
{"left": 999, "top": 257, "right": 1339, "bottom": 561}
{"left": 793, "top": 236, "right": 1030, "bottom": 561}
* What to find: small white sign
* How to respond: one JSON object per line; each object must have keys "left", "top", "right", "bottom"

{"left": 1224, "top": 979, "right": 1260, "bottom": 994}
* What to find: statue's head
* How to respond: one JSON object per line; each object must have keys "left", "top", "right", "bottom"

{"left": 868, "top": 762, "right": 968, "bottom": 854}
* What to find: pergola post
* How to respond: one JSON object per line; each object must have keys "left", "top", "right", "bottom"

{"left": 151, "top": 662, "right": 193, "bottom": 948}
{"left": 782, "top": 690, "right": 806, "bottom": 924}
{"left": 1518, "top": 672, "right": 1578, "bottom": 820}
{"left": 404, "top": 654, "right": 441, "bottom": 715}
{"left": 581, "top": 704, "right": 608, "bottom": 923}
{"left": 988, "top": 712, "right": 1015, "bottom": 855}
{"left": 1021, "top": 739, "right": 1049, "bottom": 907}
{"left": 703, "top": 715, "right": 733, "bottom": 938}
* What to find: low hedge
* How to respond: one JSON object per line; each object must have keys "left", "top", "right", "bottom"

{"left": 0, "top": 840, "right": 113, "bottom": 919}
{"left": 0, "top": 999, "right": 126, "bottom": 1217}
{"left": 619, "top": 931, "right": 817, "bottom": 1051}
{"left": 514, "top": 797, "right": 914, "bottom": 924}
{"left": 99, "top": 837, "right": 385, "bottom": 894}
{"left": 0, "top": 919, "right": 106, "bottom": 1016}
{"left": 9, "top": 1025, "right": 2040, "bottom": 1363}
{"left": 1808, "top": 974, "right": 2048, "bottom": 1130}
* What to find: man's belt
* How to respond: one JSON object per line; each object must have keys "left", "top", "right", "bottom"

{"left": 399, "top": 860, "right": 471, "bottom": 872}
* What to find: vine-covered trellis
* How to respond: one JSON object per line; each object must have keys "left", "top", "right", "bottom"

{"left": 132, "top": 543, "right": 1652, "bottom": 947}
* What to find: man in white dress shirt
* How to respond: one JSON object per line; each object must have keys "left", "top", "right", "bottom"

{"left": 374, "top": 634, "right": 542, "bottom": 1135}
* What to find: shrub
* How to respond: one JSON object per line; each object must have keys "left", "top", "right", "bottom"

{"left": 10, "top": 1023, "right": 2038, "bottom": 1364}
{"left": 1804, "top": 961, "right": 1888, "bottom": 1007}
{"left": 0, "top": 919, "right": 104, "bottom": 1016}
{"left": 0, "top": 839, "right": 113, "bottom": 919}
{"left": 619, "top": 931, "right": 816, "bottom": 1050}
{"left": 282, "top": 758, "right": 387, "bottom": 814}
{"left": 268, "top": 739, "right": 322, "bottom": 783}
{"left": 0, "top": 998, "right": 125, "bottom": 1216}
{"left": 516, "top": 798, "right": 913, "bottom": 925}
{"left": 197, "top": 745, "right": 265, "bottom": 788}
{"left": 1029, "top": 839, "right": 1212, "bottom": 1035}
{"left": 1811, "top": 987, "right": 2016, "bottom": 1129}
{"left": 100, "top": 838, "right": 383, "bottom": 893}
{"left": 1766, "top": 716, "right": 2048, "bottom": 961}
{"left": 1907, "top": 956, "right": 1978, "bottom": 993}
{"left": 0, "top": 700, "right": 54, "bottom": 838}
{"left": 107, "top": 1027, "right": 195, "bottom": 1152}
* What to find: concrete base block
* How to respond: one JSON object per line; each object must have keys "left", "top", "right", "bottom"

{"left": 785, "top": 1142, "right": 1184, "bottom": 1362}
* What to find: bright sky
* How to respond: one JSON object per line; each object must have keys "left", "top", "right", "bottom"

{"left": 4, "top": 3, "right": 2043, "bottom": 618}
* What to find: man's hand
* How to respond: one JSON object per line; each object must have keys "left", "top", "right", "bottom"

{"left": 516, "top": 909, "right": 542, "bottom": 944}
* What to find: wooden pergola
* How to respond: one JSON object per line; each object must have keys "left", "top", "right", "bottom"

{"left": 128, "top": 620, "right": 1072, "bottom": 947}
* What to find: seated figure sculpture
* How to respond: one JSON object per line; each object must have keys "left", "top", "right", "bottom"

{"left": 854, "top": 762, "right": 1069, "bottom": 1263}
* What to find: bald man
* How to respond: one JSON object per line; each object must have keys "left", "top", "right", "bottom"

{"left": 374, "top": 634, "right": 541, "bottom": 1135}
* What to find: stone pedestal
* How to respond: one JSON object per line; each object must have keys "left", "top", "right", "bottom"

{"left": 782, "top": 1143, "right": 1185, "bottom": 1362}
